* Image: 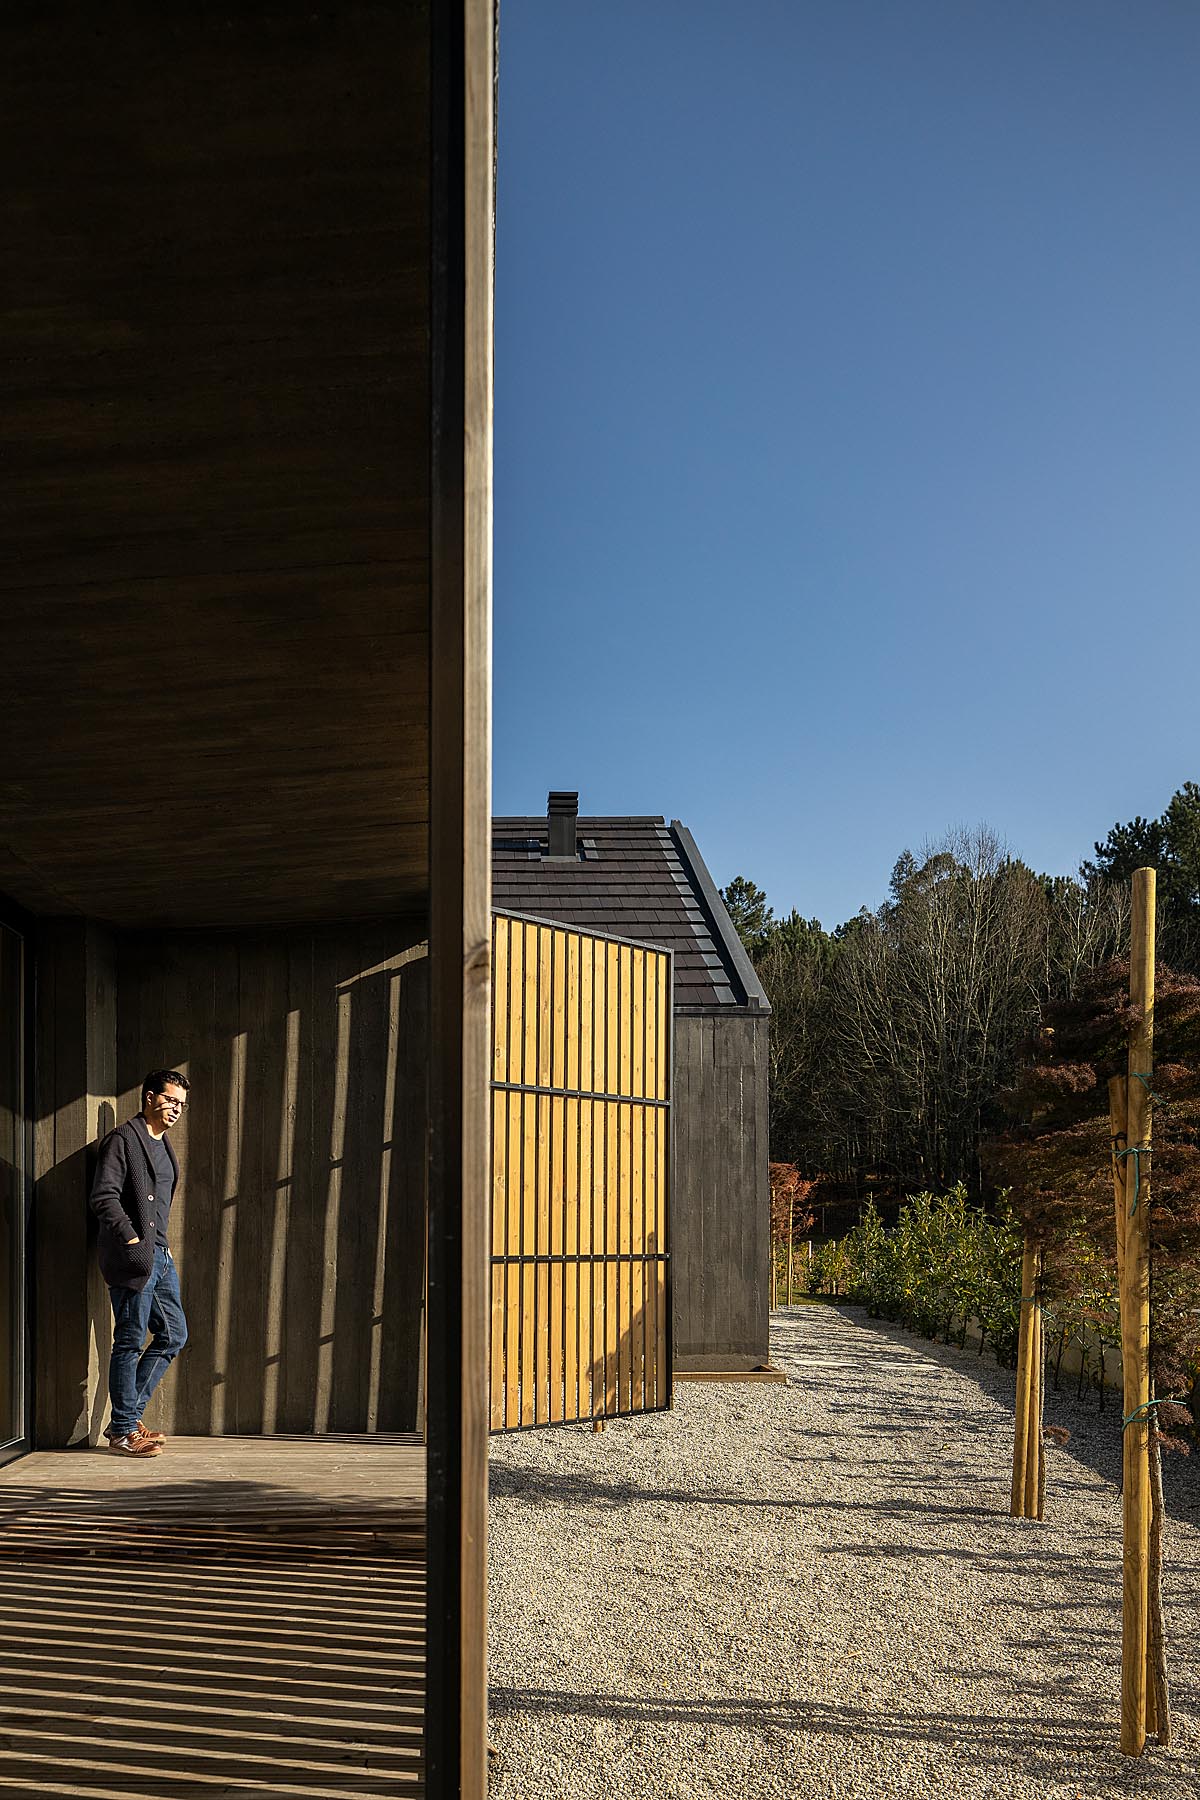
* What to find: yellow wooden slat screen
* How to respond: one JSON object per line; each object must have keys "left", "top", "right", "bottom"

{"left": 489, "top": 913, "right": 671, "bottom": 1431}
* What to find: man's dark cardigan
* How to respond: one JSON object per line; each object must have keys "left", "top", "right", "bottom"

{"left": 89, "top": 1116, "right": 179, "bottom": 1292}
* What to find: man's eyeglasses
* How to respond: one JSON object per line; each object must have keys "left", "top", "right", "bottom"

{"left": 155, "top": 1096, "right": 187, "bottom": 1112}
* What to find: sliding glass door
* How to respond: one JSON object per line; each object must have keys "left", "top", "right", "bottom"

{"left": 0, "top": 918, "right": 28, "bottom": 1463}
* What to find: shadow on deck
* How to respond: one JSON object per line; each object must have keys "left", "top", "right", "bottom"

{"left": 0, "top": 1434, "right": 425, "bottom": 1797}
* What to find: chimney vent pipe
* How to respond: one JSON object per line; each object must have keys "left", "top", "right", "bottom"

{"left": 547, "top": 791, "right": 579, "bottom": 859}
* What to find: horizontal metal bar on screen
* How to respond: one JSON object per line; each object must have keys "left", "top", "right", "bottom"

{"left": 489, "top": 1080, "right": 670, "bottom": 1109}
{"left": 490, "top": 1252, "right": 670, "bottom": 1266}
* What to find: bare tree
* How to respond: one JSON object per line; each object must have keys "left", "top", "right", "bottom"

{"left": 753, "top": 828, "right": 1137, "bottom": 1198}
{"left": 819, "top": 830, "right": 1118, "bottom": 1191}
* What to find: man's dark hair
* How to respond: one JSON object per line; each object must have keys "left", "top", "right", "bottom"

{"left": 141, "top": 1069, "right": 190, "bottom": 1109}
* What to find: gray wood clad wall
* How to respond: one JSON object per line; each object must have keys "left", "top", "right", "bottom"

{"left": 113, "top": 922, "right": 429, "bottom": 1437}
{"left": 672, "top": 1013, "right": 770, "bottom": 1370}
{"left": 1, "top": 6, "right": 432, "bottom": 931}
{"left": 34, "top": 921, "right": 119, "bottom": 1448}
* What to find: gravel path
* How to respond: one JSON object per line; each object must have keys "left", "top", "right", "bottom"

{"left": 487, "top": 1303, "right": 1200, "bottom": 1799}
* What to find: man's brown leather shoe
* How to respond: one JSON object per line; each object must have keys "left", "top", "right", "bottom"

{"left": 108, "top": 1433, "right": 163, "bottom": 1457}
{"left": 134, "top": 1422, "right": 167, "bottom": 1446}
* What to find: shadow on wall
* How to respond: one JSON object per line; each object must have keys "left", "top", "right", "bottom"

{"left": 83, "top": 1099, "right": 117, "bottom": 1447}
{"left": 114, "top": 923, "right": 429, "bottom": 1439}
{"left": 490, "top": 1254, "right": 669, "bottom": 1432}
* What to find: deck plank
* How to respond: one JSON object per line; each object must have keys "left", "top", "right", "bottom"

{"left": 0, "top": 1436, "right": 425, "bottom": 1794}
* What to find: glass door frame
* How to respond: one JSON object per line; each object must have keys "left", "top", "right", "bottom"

{"left": 0, "top": 893, "right": 33, "bottom": 1470}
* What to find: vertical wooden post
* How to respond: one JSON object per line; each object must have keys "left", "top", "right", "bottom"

{"left": 787, "top": 1217, "right": 794, "bottom": 1308}
{"left": 1011, "top": 1235, "right": 1041, "bottom": 1518}
{"left": 1110, "top": 1067, "right": 1160, "bottom": 1724}
{"left": 1035, "top": 1295, "right": 1047, "bottom": 1521}
{"left": 1120, "top": 868, "right": 1155, "bottom": 1756}
{"left": 1145, "top": 1381, "right": 1160, "bottom": 1741}
{"left": 1148, "top": 1417, "right": 1171, "bottom": 1744}
{"left": 1117, "top": 1073, "right": 1170, "bottom": 1745}
{"left": 1024, "top": 1270, "right": 1043, "bottom": 1520}
{"left": 427, "top": 5, "right": 495, "bottom": 1792}
{"left": 1109, "top": 1075, "right": 1128, "bottom": 1291}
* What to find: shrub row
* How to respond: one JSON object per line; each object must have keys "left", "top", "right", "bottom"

{"left": 807, "top": 1186, "right": 1138, "bottom": 1394}
{"left": 807, "top": 1187, "right": 1025, "bottom": 1366}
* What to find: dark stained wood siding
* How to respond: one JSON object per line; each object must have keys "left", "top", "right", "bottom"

{"left": 0, "top": 4, "right": 431, "bottom": 930}
{"left": 33, "top": 922, "right": 119, "bottom": 1448}
{"left": 115, "top": 922, "right": 429, "bottom": 1437}
{"left": 671, "top": 1013, "right": 770, "bottom": 1370}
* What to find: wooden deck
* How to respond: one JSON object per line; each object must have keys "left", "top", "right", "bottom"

{"left": 0, "top": 1434, "right": 425, "bottom": 1797}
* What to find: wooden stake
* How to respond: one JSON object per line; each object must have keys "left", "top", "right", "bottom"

{"left": 1144, "top": 1374, "right": 1160, "bottom": 1740}
{"left": 1115, "top": 1072, "right": 1164, "bottom": 1741}
{"left": 1109, "top": 1070, "right": 1138, "bottom": 1691}
{"left": 1148, "top": 1402, "right": 1171, "bottom": 1744}
{"left": 1119, "top": 866, "right": 1155, "bottom": 1757}
{"left": 1109, "top": 1075, "right": 1128, "bottom": 1292}
{"left": 1011, "top": 1236, "right": 1041, "bottom": 1518}
{"left": 1024, "top": 1277, "right": 1043, "bottom": 1520}
{"left": 1035, "top": 1299, "right": 1047, "bottom": 1523}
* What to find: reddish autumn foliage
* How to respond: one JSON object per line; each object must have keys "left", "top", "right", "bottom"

{"left": 769, "top": 1162, "right": 816, "bottom": 1244}
{"left": 983, "top": 958, "right": 1200, "bottom": 1430}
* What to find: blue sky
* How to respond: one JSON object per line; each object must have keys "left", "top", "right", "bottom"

{"left": 493, "top": 1, "right": 1200, "bottom": 930}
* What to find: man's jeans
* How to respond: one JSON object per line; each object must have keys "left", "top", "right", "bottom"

{"left": 108, "top": 1245, "right": 188, "bottom": 1437}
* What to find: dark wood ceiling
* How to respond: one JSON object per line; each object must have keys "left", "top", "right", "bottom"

{"left": 0, "top": 4, "right": 432, "bottom": 928}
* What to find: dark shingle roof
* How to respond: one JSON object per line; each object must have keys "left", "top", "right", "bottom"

{"left": 492, "top": 816, "right": 768, "bottom": 1014}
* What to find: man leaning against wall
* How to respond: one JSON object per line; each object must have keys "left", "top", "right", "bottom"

{"left": 88, "top": 1070, "right": 191, "bottom": 1456}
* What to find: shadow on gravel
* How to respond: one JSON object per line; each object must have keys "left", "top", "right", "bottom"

{"left": 778, "top": 1491, "right": 1000, "bottom": 1521}
{"left": 776, "top": 1306, "right": 1200, "bottom": 1522}
{"left": 488, "top": 1683, "right": 1198, "bottom": 1786}
{"left": 488, "top": 1463, "right": 805, "bottom": 1510}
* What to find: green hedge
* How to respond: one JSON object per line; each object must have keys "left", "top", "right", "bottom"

{"left": 804, "top": 1189, "right": 1191, "bottom": 1418}
{"left": 807, "top": 1187, "right": 1024, "bottom": 1365}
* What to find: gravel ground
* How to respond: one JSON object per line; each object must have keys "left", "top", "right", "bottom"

{"left": 487, "top": 1303, "right": 1200, "bottom": 1800}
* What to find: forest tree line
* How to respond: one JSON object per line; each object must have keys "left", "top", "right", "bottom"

{"left": 723, "top": 782, "right": 1200, "bottom": 1203}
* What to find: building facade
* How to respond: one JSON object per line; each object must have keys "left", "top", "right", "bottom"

{"left": 494, "top": 795, "right": 772, "bottom": 1371}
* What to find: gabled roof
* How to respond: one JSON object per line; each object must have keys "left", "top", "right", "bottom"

{"left": 492, "top": 815, "right": 769, "bottom": 1015}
